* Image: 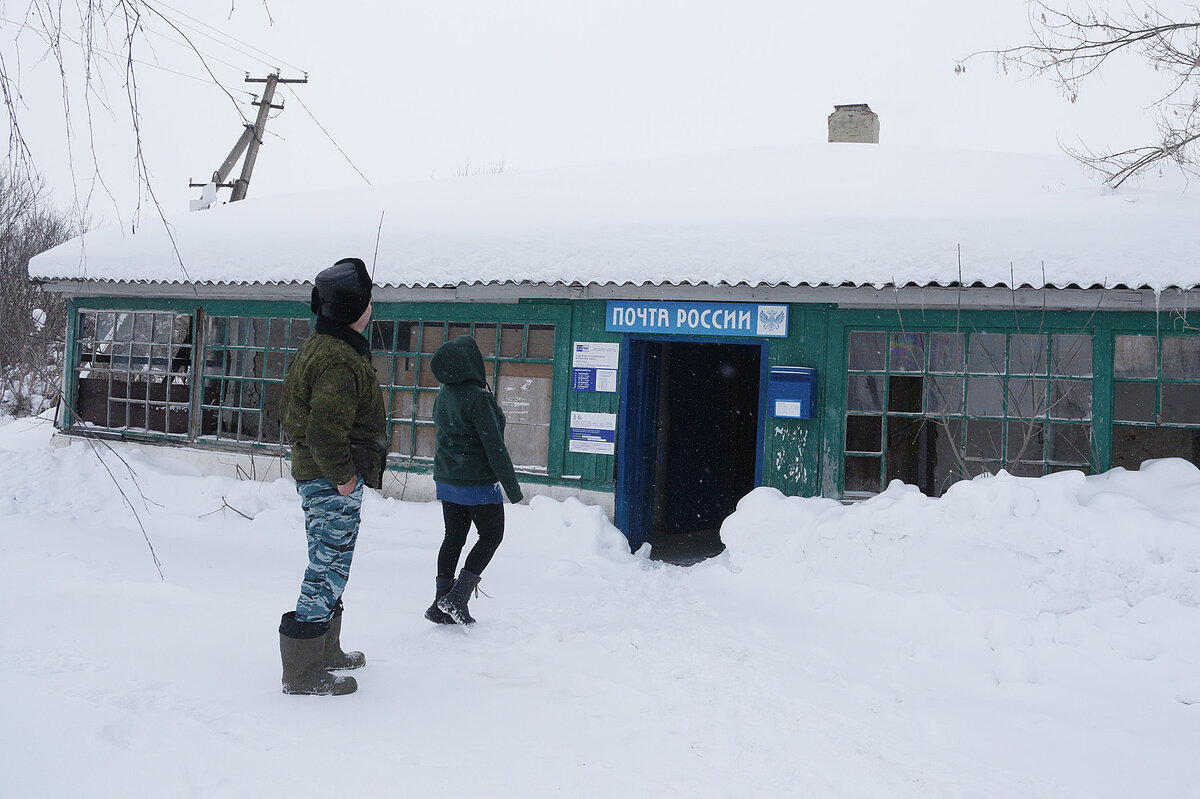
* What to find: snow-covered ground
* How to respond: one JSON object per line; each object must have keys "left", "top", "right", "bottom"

{"left": 3, "top": 412, "right": 1199, "bottom": 797}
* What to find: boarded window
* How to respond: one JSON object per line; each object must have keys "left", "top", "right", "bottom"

{"left": 376, "top": 320, "right": 555, "bottom": 471}
{"left": 73, "top": 310, "right": 194, "bottom": 436}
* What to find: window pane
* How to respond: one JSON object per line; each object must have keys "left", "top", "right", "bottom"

{"left": 966, "top": 375, "right": 1004, "bottom": 416}
{"left": 1007, "top": 421, "right": 1044, "bottom": 463}
{"left": 1009, "top": 334, "right": 1047, "bottom": 375}
{"left": 1113, "top": 425, "right": 1200, "bottom": 470}
{"left": 1048, "top": 423, "right": 1090, "bottom": 465}
{"left": 1052, "top": 334, "right": 1091, "bottom": 377}
{"left": 1114, "top": 381, "right": 1156, "bottom": 423}
{"left": 416, "top": 390, "right": 436, "bottom": 421}
{"left": 415, "top": 425, "right": 436, "bottom": 458}
{"left": 929, "top": 333, "right": 966, "bottom": 373}
{"left": 1162, "top": 337, "right": 1200, "bottom": 380}
{"left": 500, "top": 325, "right": 524, "bottom": 358}
{"left": 1114, "top": 335, "right": 1157, "bottom": 378}
{"left": 965, "top": 419, "right": 1003, "bottom": 460}
{"left": 926, "top": 375, "right": 964, "bottom": 416}
{"left": 848, "top": 331, "right": 885, "bottom": 371}
{"left": 844, "top": 456, "right": 881, "bottom": 493}
{"left": 1162, "top": 384, "right": 1200, "bottom": 424}
{"left": 391, "top": 389, "right": 415, "bottom": 419}
{"left": 847, "top": 374, "right": 884, "bottom": 412}
{"left": 968, "top": 333, "right": 1005, "bottom": 374}
{"left": 289, "top": 320, "right": 311, "bottom": 348}
{"left": 420, "top": 322, "right": 446, "bottom": 353}
{"left": 845, "top": 415, "right": 883, "bottom": 453}
{"left": 889, "top": 332, "right": 924, "bottom": 373}
{"left": 1007, "top": 378, "right": 1048, "bottom": 419}
{"left": 390, "top": 423, "right": 414, "bottom": 456}
{"left": 527, "top": 325, "right": 556, "bottom": 359}
{"left": 370, "top": 320, "right": 396, "bottom": 351}
{"left": 886, "top": 416, "right": 937, "bottom": 488}
{"left": 932, "top": 419, "right": 965, "bottom": 495}
{"left": 888, "top": 375, "right": 923, "bottom": 413}
{"left": 473, "top": 324, "right": 498, "bottom": 356}
{"left": 1049, "top": 379, "right": 1092, "bottom": 421}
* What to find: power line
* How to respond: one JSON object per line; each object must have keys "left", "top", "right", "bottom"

{"left": 282, "top": 84, "right": 372, "bottom": 186}
{"left": 0, "top": 15, "right": 256, "bottom": 97}
{"left": 150, "top": 0, "right": 306, "bottom": 74}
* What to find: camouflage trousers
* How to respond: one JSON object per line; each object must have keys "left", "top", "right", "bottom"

{"left": 294, "top": 475, "right": 363, "bottom": 623}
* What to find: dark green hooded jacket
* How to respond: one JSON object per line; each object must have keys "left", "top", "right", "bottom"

{"left": 281, "top": 318, "right": 387, "bottom": 489}
{"left": 431, "top": 335, "right": 523, "bottom": 503}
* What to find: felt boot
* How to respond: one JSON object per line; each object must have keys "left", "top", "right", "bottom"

{"left": 324, "top": 609, "right": 366, "bottom": 670}
{"left": 424, "top": 577, "right": 456, "bottom": 625}
{"left": 436, "top": 569, "right": 481, "bottom": 625}
{"left": 279, "top": 612, "right": 357, "bottom": 696}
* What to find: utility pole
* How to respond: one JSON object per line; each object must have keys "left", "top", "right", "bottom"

{"left": 189, "top": 72, "right": 308, "bottom": 210}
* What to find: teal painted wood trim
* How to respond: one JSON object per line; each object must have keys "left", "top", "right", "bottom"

{"left": 1091, "top": 322, "right": 1114, "bottom": 470}
{"left": 546, "top": 304, "right": 574, "bottom": 478}
{"left": 562, "top": 300, "right": 621, "bottom": 487}
{"left": 760, "top": 306, "right": 831, "bottom": 497}
{"left": 62, "top": 297, "right": 81, "bottom": 429}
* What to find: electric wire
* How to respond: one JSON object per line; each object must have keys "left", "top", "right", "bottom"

{"left": 0, "top": 15, "right": 256, "bottom": 97}
{"left": 149, "top": 0, "right": 306, "bottom": 74}
{"left": 282, "top": 84, "right": 371, "bottom": 185}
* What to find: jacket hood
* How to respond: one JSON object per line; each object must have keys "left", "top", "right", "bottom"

{"left": 431, "top": 335, "right": 487, "bottom": 387}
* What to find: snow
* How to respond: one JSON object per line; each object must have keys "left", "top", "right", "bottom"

{"left": 4, "top": 414, "right": 1200, "bottom": 797}
{"left": 28, "top": 144, "right": 1200, "bottom": 292}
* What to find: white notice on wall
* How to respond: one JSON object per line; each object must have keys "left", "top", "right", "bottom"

{"left": 572, "top": 342, "right": 620, "bottom": 369}
{"left": 568, "top": 411, "right": 617, "bottom": 455}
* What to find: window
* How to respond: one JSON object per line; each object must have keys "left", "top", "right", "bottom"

{"left": 1112, "top": 334, "right": 1200, "bottom": 469}
{"left": 69, "top": 308, "right": 558, "bottom": 474}
{"left": 372, "top": 320, "right": 556, "bottom": 470}
{"left": 844, "top": 329, "right": 1093, "bottom": 497}
{"left": 73, "top": 310, "right": 194, "bottom": 436}
{"left": 199, "top": 315, "right": 311, "bottom": 445}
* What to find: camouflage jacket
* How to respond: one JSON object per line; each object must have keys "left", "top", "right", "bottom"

{"left": 430, "top": 335, "right": 523, "bottom": 503}
{"left": 281, "top": 318, "right": 387, "bottom": 489}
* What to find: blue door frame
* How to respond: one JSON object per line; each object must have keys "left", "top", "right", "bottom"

{"left": 614, "top": 334, "right": 769, "bottom": 551}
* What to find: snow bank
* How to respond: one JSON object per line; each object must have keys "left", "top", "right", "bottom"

{"left": 3, "top": 416, "right": 1200, "bottom": 797}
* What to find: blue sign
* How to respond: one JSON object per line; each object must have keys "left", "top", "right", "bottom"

{"left": 569, "top": 411, "right": 617, "bottom": 454}
{"left": 572, "top": 367, "right": 617, "bottom": 393}
{"left": 606, "top": 301, "right": 788, "bottom": 338}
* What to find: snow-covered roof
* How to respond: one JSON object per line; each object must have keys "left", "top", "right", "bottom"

{"left": 28, "top": 143, "right": 1200, "bottom": 291}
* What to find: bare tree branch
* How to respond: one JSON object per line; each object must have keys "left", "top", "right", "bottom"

{"left": 960, "top": 1, "right": 1200, "bottom": 186}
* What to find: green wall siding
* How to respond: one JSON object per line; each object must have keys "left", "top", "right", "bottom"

{"left": 63, "top": 294, "right": 1200, "bottom": 501}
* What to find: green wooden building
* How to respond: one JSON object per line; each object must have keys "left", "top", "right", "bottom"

{"left": 30, "top": 144, "right": 1200, "bottom": 550}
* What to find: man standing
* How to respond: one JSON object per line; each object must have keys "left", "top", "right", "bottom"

{"left": 277, "top": 257, "right": 387, "bottom": 696}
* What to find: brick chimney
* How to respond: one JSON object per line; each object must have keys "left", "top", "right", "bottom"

{"left": 828, "top": 104, "right": 879, "bottom": 144}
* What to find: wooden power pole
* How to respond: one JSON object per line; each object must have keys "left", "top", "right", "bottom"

{"left": 190, "top": 72, "right": 308, "bottom": 209}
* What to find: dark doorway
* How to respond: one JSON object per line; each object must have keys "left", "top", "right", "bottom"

{"left": 617, "top": 339, "right": 763, "bottom": 564}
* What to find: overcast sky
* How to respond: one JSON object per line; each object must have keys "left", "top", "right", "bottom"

{"left": 3, "top": 1, "right": 1176, "bottom": 225}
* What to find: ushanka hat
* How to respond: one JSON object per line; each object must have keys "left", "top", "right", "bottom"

{"left": 311, "top": 258, "right": 372, "bottom": 324}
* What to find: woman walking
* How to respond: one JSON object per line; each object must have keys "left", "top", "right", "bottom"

{"left": 425, "top": 335, "right": 523, "bottom": 625}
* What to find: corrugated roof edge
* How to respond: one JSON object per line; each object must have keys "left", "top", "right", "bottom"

{"left": 28, "top": 277, "right": 1200, "bottom": 291}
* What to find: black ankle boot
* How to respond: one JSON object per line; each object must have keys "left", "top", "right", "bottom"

{"left": 436, "top": 570, "right": 481, "bottom": 625}
{"left": 425, "top": 577, "right": 456, "bottom": 624}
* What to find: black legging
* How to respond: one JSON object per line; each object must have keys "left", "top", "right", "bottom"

{"left": 437, "top": 501, "right": 505, "bottom": 579}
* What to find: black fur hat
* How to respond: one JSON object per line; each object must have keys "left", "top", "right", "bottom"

{"left": 311, "top": 258, "right": 372, "bottom": 324}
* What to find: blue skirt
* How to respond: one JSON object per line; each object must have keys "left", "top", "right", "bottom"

{"left": 435, "top": 480, "right": 503, "bottom": 506}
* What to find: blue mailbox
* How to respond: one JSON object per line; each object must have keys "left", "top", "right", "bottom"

{"left": 767, "top": 366, "right": 817, "bottom": 419}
